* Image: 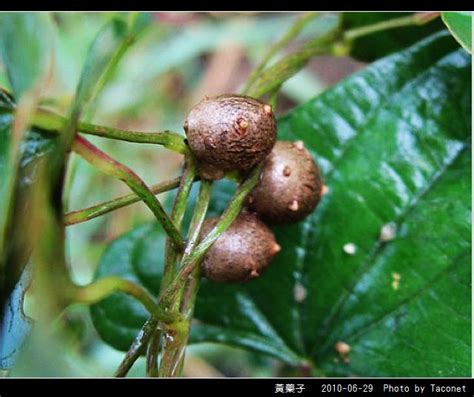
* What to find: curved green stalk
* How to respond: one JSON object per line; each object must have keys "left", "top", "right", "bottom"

{"left": 72, "top": 135, "right": 184, "bottom": 251}
{"left": 244, "top": 12, "right": 439, "bottom": 101}
{"left": 147, "top": 158, "right": 198, "bottom": 377}
{"left": 32, "top": 108, "right": 189, "bottom": 155}
{"left": 65, "top": 176, "right": 185, "bottom": 225}
{"left": 162, "top": 159, "right": 197, "bottom": 289}
{"left": 245, "top": 28, "right": 340, "bottom": 99}
{"left": 158, "top": 180, "right": 212, "bottom": 377}
{"left": 146, "top": 327, "right": 161, "bottom": 377}
{"left": 74, "top": 276, "right": 178, "bottom": 323}
{"left": 158, "top": 163, "right": 263, "bottom": 310}
{"left": 344, "top": 12, "right": 440, "bottom": 41}
{"left": 114, "top": 164, "right": 199, "bottom": 378}
{"left": 115, "top": 316, "right": 159, "bottom": 377}
{"left": 242, "top": 12, "right": 321, "bottom": 95}
{"left": 77, "top": 119, "right": 188, "bottom": 155}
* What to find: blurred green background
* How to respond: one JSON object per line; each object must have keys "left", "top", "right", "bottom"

{"left": 0, "top": 12, "right": 364, "bottom": 377}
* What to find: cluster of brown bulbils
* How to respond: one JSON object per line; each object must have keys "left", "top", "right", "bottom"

{"left": 184, "top": 94, "right": 324, "bottom": 283}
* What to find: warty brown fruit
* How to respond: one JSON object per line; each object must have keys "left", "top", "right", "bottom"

{"left": 200, "top": 212, "right": 281, "bottom": 283}
{"left": 247, "top": 140, "right": 323, "bottom": 223}
{"left": 184, "top": 94, "right": 277, "bottom": 180}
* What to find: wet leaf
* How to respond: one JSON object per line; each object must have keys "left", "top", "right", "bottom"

{"left": 442, "top": 12, "right": 472, "bottom": 53}
{"left": 90, "top": 32, "right": 471, "bottom": 376}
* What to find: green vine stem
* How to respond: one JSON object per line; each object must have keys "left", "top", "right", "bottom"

{"left": 158, "top": 179, "right": 212, "bottom": 377}
{"left": 156, "top": 319, "right": 188, "bottom": 377}
{"left": 115, "top": 316, "right": 159, "bottom": 377}
{"left": 114, "top": 166, "right": 258, "bottom": 378}
{"left": 146, "top": 158, "right": 197, "bottom": 377}
{"left": 73, "top": 276, "right": 178, "bottom": 323}
{"left": 65, "top": 176, "right": 183, "bottom": 225}
{"left": 162, "top": 159, "right": 197, "bottom": 289}
{"left": 243, "top": 12, "right": 439, "bottom": 100}
{"left": 72, "top": 135, "right": 184, "bottom": 251}
{"left": 268, "top": 87, "right": 281, "bottom": 110}
{"left": 343, "top": 12, "right": 440, "bottom": 41}
{"left": 63, "top": 153, "right": 79, "bottom": 213}
{"left": 1, "top": 93, "right": 188, "bottom": 155}
{"left": 146, "top": 326, "right": 162, "bottom": 377}
{"left": 173, "top": 265, "right": 200, "bottom": 377}
{"left": 181, "top": 180, "right": 213, "bottom": 273}
{"left": 242, "top": 12, "right": 321, "bottom": 95}
{"left": 84, "top": 35, "right": 134, "bottom": 119}
{"left": 31, "top": 108, "right": 189, "bottom": 155}
{"left": 158, "top": 163, "right": 263, "bottom": 310}
{"left": 77, "top": 119, "right": 187, "bottom": 155}
{"left": 245, "top": 26, "right": 341, "bottom": 99}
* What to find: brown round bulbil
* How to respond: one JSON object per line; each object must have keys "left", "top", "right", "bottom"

{"left": 248, "top": 140, "right": 323, "bottom": 223}
{"left": 200, "top": 212, "right": 281, "bottom": 283}
{"left": 184, "top": 94, "right": 277, "bottom": 180}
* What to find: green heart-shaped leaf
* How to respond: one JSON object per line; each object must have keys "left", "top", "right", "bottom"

{"left": 442, "top": 12, "right": 472, "bottom": 53}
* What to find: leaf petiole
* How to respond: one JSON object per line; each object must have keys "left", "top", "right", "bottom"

{"left": 31, "top": 108, "right": 189, "bottom": 155}
{"left": 158, "top": 179, "right": 213, "bottom": 377}
{"left": 158, "top": 163, "right": 263, "bottom": 309}
{"left": 344, "top": 12, "right": 440, "bottom": 41}
{"left": 65, "top": 176, "right": 191, "bottom": 226}
{"left": 72, "top": 135, "right": 185, "bottom": 251}
{"left": 73, "top": 276, "right": 179, "bottom": 323}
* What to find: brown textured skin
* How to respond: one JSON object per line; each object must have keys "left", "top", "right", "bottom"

{"left": 184, "top": 94, "right": 277, "bottom": 180}
{"left": 248, "top": 141, "right": 323, "bottom": 223}
{"left": 200, "top": 212, "right": 279, "bottom": 283}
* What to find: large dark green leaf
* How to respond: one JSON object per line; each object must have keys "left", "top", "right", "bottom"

{"left": 343, "top": 12, "right": 445, "bottom": 62}
{"left": 442, "top": 12, "right": 472, "bottom": 53}
{"left": 90, "top": 32, "right": 471, "bottom": 376}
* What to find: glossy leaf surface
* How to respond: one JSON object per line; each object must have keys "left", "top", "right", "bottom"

{"left": 442, "top": 12, "right": 472, "bottom": 53}
{"left": 91, "top": 33, "right": 471, "bottom": 376}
